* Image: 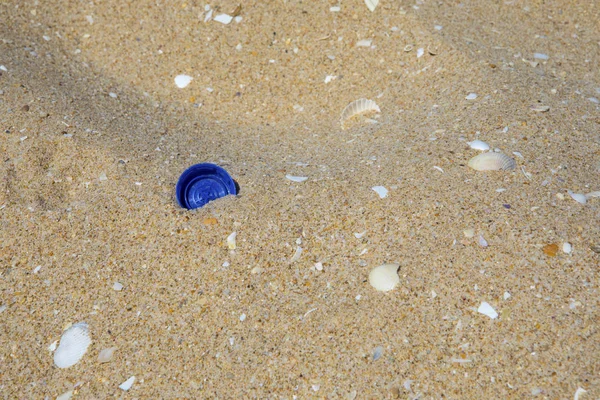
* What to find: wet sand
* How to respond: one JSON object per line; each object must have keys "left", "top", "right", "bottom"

{"left": 1, "top": 0, "right": 599, "bottom": 398}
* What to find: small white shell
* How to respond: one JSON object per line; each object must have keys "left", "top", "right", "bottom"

{"left": 54, "top": 322, "right": 92, "bottom": 369}
{"left": 467, "top": 140, "right": 490, "bottom": 151}
{"left": 372, "top": 186, "right": 388, "bottom": 198}
{"left": 98, "top": 347, "right": 117, "bottom": 363}
{"left": 174, "top": 75, "right": 192, "bottom": 89}
{"left": 365, "top": 0, "right": 379, "bottom": 12}
{"left": 562, "top": 242, "right": 572, "bottom": 254}
{"left": 286, "top": 175, "right": 308, "bottom": 183}
{"left": 226, "top": 232, "right": 237, "bottom": 250}
{"left": 119, "top": 376, "right": 136, "bottom": 391}
{"left": 368, "top": 264, "right": 400, "bottom": 292}
{"left": 585, "top": 191, "right": 600, "bottom": 199}
{"left": 477, "top": 302, "right": 498, "bottom": 319}
{"left": 567, "top": 190, "right": 587, "bottom": 204}
{"left": 341, "top": 98, "right": 380, "bottom": 129}
{"left": 468, "top": 153, "right": 516, "bottom": 171}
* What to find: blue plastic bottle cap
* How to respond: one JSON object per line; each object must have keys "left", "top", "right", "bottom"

{"left": 176, "top": 163, "right": 237, "bottom": 210}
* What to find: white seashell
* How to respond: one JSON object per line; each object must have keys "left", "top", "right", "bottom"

{"left": 567, "top": 190, "right": 587, "bottom": 204}
{"left": 477, "top": 234, "right": 488, "bottom": 248}
{"left": 174, "top": 75, "right": 192, "bottom": 88}
{"left": 98, "top": 347, "right": 117, "bottom": 363}
{"left": 465, "top": 93, "right": 477, "bottom": 100}
{"left": 372, "top": 346, "right": 384, "bottom": 361}
{"left": 340, "top": 98, "right": 380, "bottom": 129}
{"left": 530, "top": 104, "right": 550, "bottom": 112}
{"left": 463, "top": 228, "right": 475, "bottom": 238}
{"left": 372, "top": 186, "right": 388, "bottom": 198}
{"left": 574, "top": 388, "right": 587, "bottom": 400}
{"left": 585, "top": 191, "right": 600, "bottom": 199}
{"left": 213, "top": 13, "right": 233, "bottom": 24}
{"left": 48, "top": 340, "right": 58, "bottom": 352}
{"left": 562, "top": 242, "right": 572, "bottom": 254}
{"left": 119, "top": 376, "right": 136, "bottom": 391}
{"left": 56, "top": 390, "right": 74, "bottom": 400}
{"left": 290, "top": 246, "right": 302, "bottom": 263}
{"left": 468, "top": 152, "right": 516, "bottom": 171}
{"left": 368, "top": 264, "right": 400, "bottom": 292}
{"left": 285, "top": 175, "right": 308, "bottom": 182}
{"left": 226, "top": 232, "right": 237, "bottom": 250}
{"left": 54, "top": 322, "right": 91, "bottom": 368}
{"left": 364, "top": 0, "right": 379, "bottom": 12}
{"left": 356, "top": 39, "right": 372, "bottom": 47}
{"left": 477, "top": 302, "right": 498, "bottom": 319}
{"left": 467, "top": 140, "right": 490, "bottom": 151}
{"left": 354, "top": 231, "right": 367, "bottom": 239}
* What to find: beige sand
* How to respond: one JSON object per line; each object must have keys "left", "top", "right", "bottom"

{"left": 1, "top": 0, "right": 599, "bottom": 398}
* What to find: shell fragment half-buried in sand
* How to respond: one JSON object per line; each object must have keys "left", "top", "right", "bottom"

{"left": 340, "top": 98, "right": 380, "bottom": 129}
{"left": 369, "top": 264, "right": 400, "bottom": 292}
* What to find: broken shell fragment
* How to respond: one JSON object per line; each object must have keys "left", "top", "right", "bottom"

{"left": 54, "top": 322, "right": 92, "bottom": 368}
{"left": 368, "top": 264, "right": 400, "bottom": 292}
{"left": 467, "top": 140, "right": 490, "bottom": 151}
{"left": 226, "top": 232, "right": 237, "bottom": 249}
{"left": 364, "top": 0, "right": 379, "bottom": 12}
{"left": 468, "top": 152, "right": 516, "bottom": 171}
{"left": 340, "top": 98, "right": 380, "bottom": 129}
{"left": 567, "top": 190, "right": 587, "bottom": 204}
{"left": 530, "top": 104, "right": 550, "bottom": 112}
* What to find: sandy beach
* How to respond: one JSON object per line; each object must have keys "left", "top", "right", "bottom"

{"left": 1, "top": 0, "right": 599, "bottom": 398}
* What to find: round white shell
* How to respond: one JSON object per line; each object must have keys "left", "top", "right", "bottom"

{"left": 467, "top": 140, "right": 490, "bottom": 151}
{"left": 54, "top": 322, "right": 91, "bottom": 368}
{"left": 468, "top": 152, "right": 516, "bottom": 171}
{"left": 368, "top": 264, "right": 400, "bottom": 292}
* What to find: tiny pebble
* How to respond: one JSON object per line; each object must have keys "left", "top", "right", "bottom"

{"left": 239, "top": 313, "right": 246, "bottom": 322}
{"left": 465, "top": 93, "right": 477, "bottom": 100}
{"left": 113, "top": 282, "right": 123, "bottom": 291}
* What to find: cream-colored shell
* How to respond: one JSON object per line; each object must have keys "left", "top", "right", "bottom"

{"left": 368, "top": 263, "right": 400, "bottom": 292}
{"left": 468, "top": 152, "right": 516, "bottom": 171}
{"left": 340, "top": 98, "right": 380, "bottom": 129}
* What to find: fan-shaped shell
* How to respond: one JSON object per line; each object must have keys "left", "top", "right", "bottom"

{"left": 340, "top": 98, "right": 380, "bottom": 129}
{"left": 54, "top": 322, "right": 91, "bottom": 368}
{"left": 368, "top": 263, "right": 400, "bottom": 292}
{"left": 468, "top": 152, "right": 516, "bottom": 171}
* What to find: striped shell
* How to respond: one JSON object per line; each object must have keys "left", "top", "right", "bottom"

{"left": 468, "top": 152, "right": 516, "bottom": 171}
{"left": 340, "top": 98, "right": 380, "bottom": 129}
{"left": 54, "top": 322, "right": 91, "bottom": 368}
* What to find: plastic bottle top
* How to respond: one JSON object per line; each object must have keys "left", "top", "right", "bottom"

{"left": 175, "top": 163, "right": 237, "bottom": 210}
